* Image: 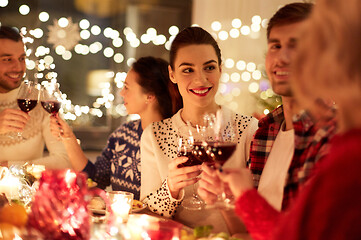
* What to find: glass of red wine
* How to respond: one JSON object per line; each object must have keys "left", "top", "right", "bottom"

{"left": 40, "top": 80, "right": 63, "bottom": 139}
{"left": 177, "top": 125, "right": 206, "bottom": 210}
{"left": 204, "top": 111, "right": 237, "bottom": 208}
{"left": 14, "top": 80, "right": 40, "bottom": 139}
{"left": 40, "top": 80, "right": 62, "bottom": 116}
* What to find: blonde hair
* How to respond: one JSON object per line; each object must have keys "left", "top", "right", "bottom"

{"left": 292, "top": 0, "right": 361, "bottom": 114}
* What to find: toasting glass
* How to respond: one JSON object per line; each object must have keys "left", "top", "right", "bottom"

{"left": 204, "top": 111, "right": 237, "bottom": 208}
{"left": 40, "top": 80, "right": 62, "bottom": 116}
{"left": 177, "top": 125, "right": 206, "bottom": 210}
{"left": 13, "top": 80, "right": 40, "bottom": 139}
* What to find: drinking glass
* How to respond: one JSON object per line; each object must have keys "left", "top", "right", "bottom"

{"left": 40, "top": 80, "right": 62, "bottom": 116}
{"left": 204, "top": 111, "right": 237, "bottom": 208}
{"left": 13, "top": 80, "right": 40, "bottom": 139}
{"left": 177, "top": 125, "right": 205, "bottom": 210}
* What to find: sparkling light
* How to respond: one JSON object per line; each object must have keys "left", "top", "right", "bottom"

{"left": 262, "top": 19, "right": 269, "bottom": 28}
{"left": 31, "top": 28, "right": 43, "bottom": 38}
{"left": 141, "top": 34, "right": 151, "bottom": 44}
{"left": 19, "top": 5, "right": 30, "bottom": 15}
{"left": 220, "top": 73, "right": 230, "bottom": 83}
{"left": 232, "top": 18, "right": 242, "bottom": 28}
{"left": 241, "top": 72, "right": 251, "bottom": 82}
{"left": 240, "top": 26, "right": 251, "bottom": 35}
{"left": 154, "top": 35, "right": 166, "bottom": 45}
{"left": 264, "top": 109, "right": 270, "bottom": 115}
{"left": 266, "top": 89, "right": 274, "bottom": 97}
{"left": 123, "top": 27, "right": 133, "bottom": 35}
{"left": 224, "top": 58, "right": 235, "bottom": 69}
{"left": 112, "top": 38, "right": 123, "bottom": 47}
{"left": 251, "top": 24, "right": 261, "bottom": 32}
{"left": 103, "top": 47, "right": 114, "bottom": 58}
{"left": 26, "top": 59, "right": 36, "bottom": 70}
{"left": 252, "top": 70, "right": 262, "bottom": 80}
{"left": 114, "top": 53, "right": 124, "bottom": 63}
{"left": 62, "top": 51, "right": 72, "bottom": 60}
{"left": 110, "top": 30, "right": 120, "bottom": 39}
{"left": 127, "top": 58, "right": 136, "bottom": 67}
{"left": 91, "top": 25, "right": 101, "bottom": 35}
{"left": 246, "top": 62, "right": 256, "bottom": 72}
{"left": 0, "top": 0, "right": 8, "bottom": 7}
{"left": 126, "top": 32, "right": 137, "bottom": 42}
{"left": 248, "top": 82, "right": 259, "bottom": 93}
{"left": 146, "top": 28, "right": 157, "bottom": 40}
{"left": 236, "top": 60, "right": 246, "bottom": 71}
{"left": 231, "top": 72, "right": 241, "bottom": 82}
{"left": 58, "top": 17, "right": 69, "bottom": 28}
{"left": 219, "top": 83, "right": 227, "bottom": 94}
{"left": 130, "top": 39, "right": 140, "bottom": 48}
{"left": 79, "top": 19, "right": 90, "bottom": 29}
{"left": 218, "top": 31, "right": 228, "bottom": 40}
{"left": 80, "top": 30, "right": 91, "bottom": 40}
{"left": 211, "top": 21, "right": 222, "bottom": 31}
{"left": 39, "top": 12, "right": 49, "bottom": 22}
{"left": 44, "top": 55, "right": 54, "bottom": 65}
{"left": 55, "top": 45, "right": 66, "bottom": 55}
{"left": 252, "top": 15, "right": 262, "bottom": 25}
{"left": 169, "top": 26, "right": 179, "bottom": 36}
{"left": 229, "top": 29, "right": 240, "bottom": 38}
{"left": 104, "top": 27, "right": 113, "bottom": 38}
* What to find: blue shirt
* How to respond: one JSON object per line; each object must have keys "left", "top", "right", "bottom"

{"left": 83, "top": 119, "right": 142, "bottom": 200}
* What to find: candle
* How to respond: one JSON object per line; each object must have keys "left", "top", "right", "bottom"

{"left": 0, "top": 167, "right": 21, "bottom": 200}
{"left": 108, "top": 191, "right": 133, "bottom": 224}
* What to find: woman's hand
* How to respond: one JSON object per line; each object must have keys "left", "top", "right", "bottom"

{"left": 198, "top": 164, "right": 223, "bottom": 205}
{"left": 167, "top": 156, "right": 202, "bottom": 199}
{"left": 198, "top": 164, "right": 254, "bottom": 203}
{"left": 0, "top": 109, "right": 29, "bottom": 134}
{"left": 49, "top": 114, "right": 75, "bottom": 140}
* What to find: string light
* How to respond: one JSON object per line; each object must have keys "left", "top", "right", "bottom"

{"left": 4, "top": 0, "right": 273, "bottom": 119}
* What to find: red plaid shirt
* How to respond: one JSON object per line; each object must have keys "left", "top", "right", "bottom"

{"left": 248, "top": 105, "right": 337, "bottom": 210}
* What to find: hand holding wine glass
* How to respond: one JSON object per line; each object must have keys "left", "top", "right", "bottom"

{"left": 203, "top": 110, "right": 238, "bottom": 208}
{"left": 176, "top": 125, "right": 206, "bottom": 210}
{"left": 13, "top": 80, "right": 40, "bottom": 139}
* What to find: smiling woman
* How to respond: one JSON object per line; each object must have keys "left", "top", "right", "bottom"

{"left": 140, "top": 26, "right": 258, "bottom": 233}
{"left": 49, "top": 56, "right": 181, "bottom": 200}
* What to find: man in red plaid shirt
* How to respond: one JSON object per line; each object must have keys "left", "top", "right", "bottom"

{"left": 248, "top": 2, "right": 337, "bottom": 211}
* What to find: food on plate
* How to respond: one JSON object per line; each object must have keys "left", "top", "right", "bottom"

{"left": 89, "top": 197, "right": 105, "bottom": 210}
{"left": 132, "top": 200, "right": 145, "bottom": 210}
{"left": 0, "top": 203, "right": 28, "bottom": 228}
{"left": 87, "top": 178, "right": 97, "bottom": 188}
{"left": 180, "top": 225, "right": 244, "bottom": 240}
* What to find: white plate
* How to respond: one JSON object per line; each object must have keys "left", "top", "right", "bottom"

{"left": 90, "top": 208, "right": 106, "bottom": 215}
{"left": 131, "top": 200, "right": 147, "bottom": 213}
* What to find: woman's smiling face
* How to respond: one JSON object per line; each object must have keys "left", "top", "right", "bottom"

{"left": 169, "top": 44, "right": 221, "bottom": 109}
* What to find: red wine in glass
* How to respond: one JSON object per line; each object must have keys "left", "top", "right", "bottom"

{"left": 17, "top": 99, "right": 38, "bottom": 113}
{"left": 206, "top": 142, "right": 237, "bottom": 167}
{"left": 193, "top": 142, "right": 214, "bottom": 166}
{"left": 177, "top": 150, "right": 203, "bottom": 168}
{"left": 41, "top": 101, "right": 61, "bottom": 115}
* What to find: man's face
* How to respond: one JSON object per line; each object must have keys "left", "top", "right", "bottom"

{"left": 0, "top": 39, "right": 26, "bottom": 93}
{"left": 265, "top": 21, "right": 306, "bottom": 97}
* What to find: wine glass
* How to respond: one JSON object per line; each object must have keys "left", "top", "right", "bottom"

{"left": 13, "top": 80, "right": 40, "bottom": 139}
{"left": 204, "top": 111, "right": 237, "bottom": 208}
{"left": 40, "top": 80, "right": 63, "bottom": 139}
{"left": 40, "top": 80, "right": 62, "bottom": 116}
{"left": 177, "top": 125, "right": 205, "bottom": 210}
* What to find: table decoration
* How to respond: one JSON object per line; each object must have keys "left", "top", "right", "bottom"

{"left": 27, "top": 169, "right": 113, "bottom": 240}
{"left": 108, "top": 191, "right": 133, "bottom": 224}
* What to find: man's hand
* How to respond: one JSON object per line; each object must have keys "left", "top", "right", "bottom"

{"left": 0, "top": 109, "right": 29, "bottom": 134}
